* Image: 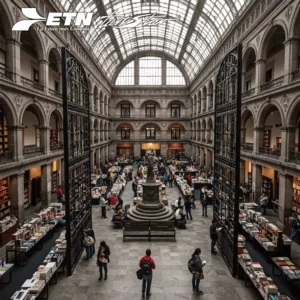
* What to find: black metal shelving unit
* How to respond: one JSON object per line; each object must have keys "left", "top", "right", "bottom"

{"left": 62, "top": 48, "right": 92, "bottom": 276}
{"left": 213, "top": 45, "right": 242, "bottom": 277}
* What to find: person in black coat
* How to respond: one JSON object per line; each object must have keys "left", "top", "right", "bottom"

{"left": 184, "top": 197, "right": 193, "bottom": 220}
{"left": 97, "top": 241, "right": 111, "bottom": 280}
{"left": 83, "top": 228, "right": 95, "bottom": 260}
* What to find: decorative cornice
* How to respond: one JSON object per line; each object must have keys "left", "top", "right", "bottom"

{"left": 113, "top": 89, "right": 189, "bottom": 96}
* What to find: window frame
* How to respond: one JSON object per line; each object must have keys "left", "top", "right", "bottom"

{"left": 145, "top": 104, "right": 156, "bottom": 118}
{"left": 171, "top": 104, "right": 181, "bottom": 118}
{"left": 146, "top": 127, "right": 156, "bottom": 139}
{"left": 121, "top": 104, "right": 131, "bottom": 118}
{"left": 171, "top": 127, "right": 181, "bottom": 140}
{"left": 121, "top": 127, "right": 130, "bottom": 139}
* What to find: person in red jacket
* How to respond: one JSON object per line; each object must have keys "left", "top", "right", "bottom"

{"left": 139, "top": 249, "right": 156, "bottom": 298}
{"left": 57, "top": 186, "right": 63, "bottom": 203}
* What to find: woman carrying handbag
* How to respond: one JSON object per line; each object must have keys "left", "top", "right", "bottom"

{"left": 191, "top": 248, "right": 204, "bottom": 295}
{"left": 97, "top": 241, "right": 110, "bottom": 280}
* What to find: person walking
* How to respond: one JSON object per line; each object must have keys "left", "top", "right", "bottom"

{"left": 191, "top": 248, "right": 204, "bottom": 295}
{"left": 210, "top": 220, "right": 218, "bottom": 255}
{"left": 132, "top": 180, "right": 138, "bottom": 197}
{"left": 97, "top": 241, "right": 110, "bottom": 280}
{"left": 185, "top": 197, "right": 193, "bottom": 220}
{"left": 139, "top": 249, "right": 156, "bottom": 298}
{"left": 168, "top": 173, "right": 173, "bottom": 187}
{"left": 57, "top": 185, "right": 63, "bottom": 203}
{"left": 163, "top": 173, "right": 168, "bottom": 186}
{"left": 201, "top": 192, "right": 208, "bottom": 217}
{"left": 99, "top": 195, "right": 107, "bottom": 218}
{"left": 257, "top": 194, "right": 268, "bottom": 215}
{"left": 289, "top": 212, "right": 300, "bottom": 240}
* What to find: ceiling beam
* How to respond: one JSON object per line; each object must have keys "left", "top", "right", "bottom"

{"left": 178, "top": 0, "right": 205, "bottom": 63}
{"left": 95, "top": 0, "right": 123, "bottom": 63}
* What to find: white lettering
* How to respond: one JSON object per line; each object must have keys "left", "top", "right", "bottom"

{"left": 63, "top": 13, "right": 77, "bottom": 26}
{"left": 75, "top": 13, "right": 93, "bottom": 26}
{"left": 46, "top": 13, "right": 62, "bottom": 26}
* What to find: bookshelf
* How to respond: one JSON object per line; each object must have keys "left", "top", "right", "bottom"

{"left": 263, "top": 129, "right": 271, "bottom": 148}
{"left": 276, "top": 137, "right": 282, "bottom": 149}
{"left": 51, "top": 171, "right": 59, "bottom": 192}
{"left": 50, "top": 129, "right": 58, "bottom": 145}
{"left": 24, "top": 171, "right": 29, "bottom": 210}
{"left": 0, "top": 177, "right": 10, "bottom": 219}
{"left": 0, "top": 107, "right": 8, "bottom": 153}
{"left": 292, "top": 177, "right": 300, "bottom": 215}
{"left": 262, "top": 176, "right": 273, "bottom": 200}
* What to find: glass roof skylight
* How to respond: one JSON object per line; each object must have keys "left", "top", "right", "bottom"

{"left": 59, "top": 0, "right": 250, "bottom": 82}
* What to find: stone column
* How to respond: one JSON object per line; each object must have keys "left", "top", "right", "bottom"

{"left": 200, "top": 148, "right": 205, "bottom": 167}
{"left": 242, "top": 71, "right": 246, "bottom": 93}
{"left": 160, "top": 143, "right": 167, "bottom": 157}
{"left": 41, "top": 163, "right": 51, "bottom": 208}
{"left": 280, "top": 126, "right": 297, "bottom": 162}
{"left": 7, "top": 126, "right": 23, "bottom": 161}
{"left": 90, "top": 127, "right": 95, "bottom": 145}
{"left": 252, "top": 164, "right": 262, "bottom": 203}
{"left": 283, "top": 38, "right": 298, "bottom": 83}
{"left": 38, "top": 59, "right": 49, "bottom": 92}
{"left": 10, "top": 173, "right": 25, "bottom": 220}
{"left": 39, "top": 126, "right": 50, "bottom": 155}
{"left": 207, "top": 93, "right": 212, "bottom": 110}
{"left": 6, "top": 38, "right": 21, "bottom": 83}
{"left": 96, "top": 148, "right": 101, "bottom": 169}
{"left": 255, "top": 59, "right": 266, "bottom": 93}
{"left": 253, "top": 127, "right": 264, "bottom": 155}
{"left": 289, "top": 38, "right": 300, "bottom": 75}
{"left": 134, "top": 143, "right": 140, "bottom": 157}
{"left": 278, "top": 174, "right": 293, "bottom": 224}
{"left": 241, "top": 128, "right": 246, "bottom": 145}
{"left": 134, "top": 56, "right": 139, "bottom": 85}
{"left": 202, "top": 97, "right": 206, "bottom": 112}
{"left": 89, "top": 93, "right": 94, "bottom": 111}
{"left": 206, "top": 150, "right": 212, "bottom": 167}
{"left": 162, "top": 57, "right": 167, "bottom": 86}
{"left": 197, "top": 99, "right": 201, "bottom": 114}
{"left": 91, "top": 149, "right": 95, "bottom": 171}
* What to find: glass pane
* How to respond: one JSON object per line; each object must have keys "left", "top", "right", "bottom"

{"left": 140, "top": 57, "right": 162, "bottom": 85}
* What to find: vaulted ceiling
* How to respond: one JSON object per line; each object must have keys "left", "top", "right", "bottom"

{"left": 59, "top": 0, "right": 250, "bottom": 83}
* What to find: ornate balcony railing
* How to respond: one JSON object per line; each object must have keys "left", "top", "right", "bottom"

{"left": 0, "top": 151, "right": 14, "bottom": 165}
{"left": 21, "top": 77, "right": 44, "bottom": 91}
{"left": 292, "top": 69, "right": 300, "bottom": 82}
{"left": 259, "top": 146, "right": 281, "bottom": 158}
{"left": 242, "top": 88, "right": 255, "bottom": 97}
{"left": 260, "top": 76, "right": 284, "bottom": 91}
{"left": 241, "top": 143, "right": 253, "bottom": 153}
{"left": 50, "top": 142, "right": 63, "bottom": 151}
{"left": 0, "top": 67, "right": 13, "bottom": 81}
{"left": 289, "top": 151, "right": 300, "bottom": 165}
{"left": 23, "top": 145, "right": 44, "bottom": 158}
{"left": 49, "top": 88, "right": 62, "bottom": 98}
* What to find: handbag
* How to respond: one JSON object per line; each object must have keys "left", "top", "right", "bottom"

{"left": 195, "top": 271, "right": 204, "bottom": 280}
{"left": 200, "top": 272, "right": 204, "bottom": 279}
{"left": 136, "top": 269, "right": 143, "bottom": 280}
{"left": 83, "top": 236, "right": 95, "bottom": 246}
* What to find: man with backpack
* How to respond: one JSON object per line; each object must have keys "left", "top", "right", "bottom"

{"left": 290, "top": 212, "right": 300, "bottom": 240}
{"left": 139, "top": 249, "right": 156, "bottom": 298}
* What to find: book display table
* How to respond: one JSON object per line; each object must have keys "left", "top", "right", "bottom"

{"left": 0, "top": 256, "right": 14, "bottom": 284}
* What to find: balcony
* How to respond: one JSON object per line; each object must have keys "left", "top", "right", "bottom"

{"left": 50, "top": 142, "right": 63, "bottom": 152}
{"left": 242, "top": 88, "right": 255, "bottom": 98}
{"left": 0, "top": 151, "right": 14, "bottom": 165}
{"left": 23, "top": 145, "right": 44, "bottom": 158}
{"left": 21, "top": 77, "right": 44, "bottom": 91}
{"left": 259, "top": 146, "right": 281, "bottom": 158}
{"left": 289, "top": 151, "right": 300, "bottom": 165}
{"left": 292, "top": 69, "right": 300, "bottom": 82}
{"left": 260, "top": 76, "right": 284, "bottom": 91}
{"left": 241, "top": 143, "right": 253, "bottom": 153}
{"left": 49, "top": 88, "right": 62, "bottom": 98}
{"left": 0, "top": 67, "right": 13, "bottom": 81}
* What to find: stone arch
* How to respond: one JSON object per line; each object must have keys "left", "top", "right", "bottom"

{"left": 242, "top": 44, "right": 258, "bottom": 60}
{"left": 287, "top": 95, "right": 300, "bottom": 126}
{"left": 47, "top": 46, "right": 61, "bottom": 64}
{"left": 291, "top": 4, "right": 300, "bottom": 38}
{"left": 139, "top": 122, "right": 164, "bottom": 131}
{"left": 48, "top": 107, "right": 63, "bottom": 128}
{"left": 257, "top": 101, "right": 285, "bottom": 128}
{"left": 259, "top": 23, "right": 287, "bottom": 60}
{"left": 139, "top": 99, "right": 162, "bottom": 109}
{"left": 241, "top": 107, "right": 255, "bottom": 128}
{"left": 19, "top": 101, "right": 47, "bottom": 127}
{"left": 167, "top": 99, "right": 187, "bottom": 109}
{"left": 116, "top": 122, "right": 134, "bottom": 131}
{"left": 0, "top": 92, "right": 18, "bottom": 126}
{"left": 0, "top": 2, "right": 16, "bottom": 40}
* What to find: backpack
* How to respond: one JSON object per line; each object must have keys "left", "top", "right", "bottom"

{"left": 188, "top": 257, "right": 196, "bottom": 274}
{"left": 142, "top": 257, "right": 152, "bottom": 276}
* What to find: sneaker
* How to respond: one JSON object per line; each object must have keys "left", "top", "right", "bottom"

{"left": 196, "top": 290, "right": 204, "bottom": 295}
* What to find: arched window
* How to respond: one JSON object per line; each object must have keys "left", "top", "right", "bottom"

{"left": 166, "top": 61, "right": 186, "bottom": 85}
{"left": 115, "top": 61, "right": 134, "bottom": 85}
{"left": 139, "top": 57, "right": 162, "bottom": 85}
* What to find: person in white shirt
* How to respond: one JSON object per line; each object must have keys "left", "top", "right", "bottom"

{"left": 257, "top": 194, "right": 268, "bottom": 215}
{"left": 175, "top": 197, "right": 182, "bottom": 208}
{"left": 99, "top": 196, "right": 107, "bottom": 218}
{"left": 175, "top": 207, "right": 186, "bottom": 220}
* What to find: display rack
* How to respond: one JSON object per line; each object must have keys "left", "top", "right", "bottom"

{"left": 262, "top": 176, "right": 273, "bottom": 200}
{"left": 51, "top": 171, "right": 59, "bottom": 193}
{"left": 263, "top": 129, "right": 271, "bottom": 148}
{"left": 0, "top": 177, "right": 10, "bottom": 219}
{"left": 24, "top": 171, "right": 29, "bottom": 210}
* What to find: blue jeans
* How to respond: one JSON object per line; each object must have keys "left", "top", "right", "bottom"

{"left": 202, "top": 203, "right": 207, "bottom": 216}
{"left": 211, "top": 239, "right": 217, "bottom": 253}
{"left": 258, "top": 204, "right": 266, "bottom": 214}
{"left": 99, "top": 262, "right": 108, "bottom": 278}
{"left": 290, "top": 227, "right": 298, "bottom": 240}
{"left": 142, "top": 274, "right": 152, "bottom": 296}
{"left": 85, "top": 245, "right": 93, "bottom": 259}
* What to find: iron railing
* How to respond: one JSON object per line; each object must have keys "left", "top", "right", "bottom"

{"left": 242, "top": 88, "right": 255, "bottom": 97}
{"left": 241, "top": 143, "right": 253, "bottom": 153}
{"left": 292, "top": 69, "right": 300, "bottom": 82}
{"left": 0, "top": 67, "right": 13, "bottom": 81}
{"left": 50, "top": 142, "right": 63, "bottom": 151}
{"left": 49, "top": 88, "right": 62, "bottom": 98}
{"left": 289, "top": 151, "right": 300, "bottom": 165}
{"left": 259, "top": 146, "right": 281, "bottom": 158}
{"left": 23, "top": 145, "right": 44, "bottom": 158}
{"left": 260, "top": 76, "right": 284, "bottom": 91}
{"left": 0, "top": 151, "right": 14, "bottom": 165}
{"left": 21, "top": 77, "right": 44, "bottom": 91}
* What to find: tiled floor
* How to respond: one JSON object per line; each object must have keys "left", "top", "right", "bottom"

{"left": 48, "top": 179, "right": 259, "bottom": 300}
